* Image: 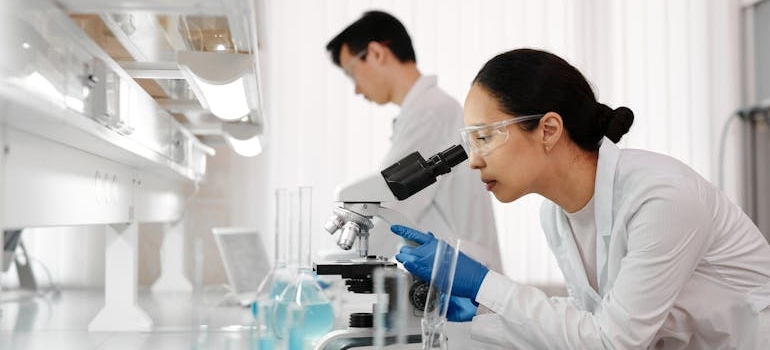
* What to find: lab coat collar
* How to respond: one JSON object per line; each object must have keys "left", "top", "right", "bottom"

{"left": 400, "top": 75, "right": 437, "bottom": 111}
{"left": 595, "top": 137, "right": 621, "bottom": 294}
{"left": 540, "top": 138, "right": 621, "bottom": 310}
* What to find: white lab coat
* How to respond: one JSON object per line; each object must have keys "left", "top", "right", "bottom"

{"left": 470, "top": 138, "right": 770, "bottom": 349}
{"left": 366, "top": 75, "right": 501, "bottom": 272}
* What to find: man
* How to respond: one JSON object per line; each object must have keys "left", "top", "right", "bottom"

{"left": 325, "top": 10, "right": 501, "bottom": 275}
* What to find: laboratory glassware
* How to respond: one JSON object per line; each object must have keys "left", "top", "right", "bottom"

{"left": 273, "top": 186, "right": 335, "bottom": 348}
{"left": 249, "top": 298, "right": 276, "bottom": 350}
{"left": 421, "top": 239, "right": 461, "bottom": 350}
{"left": 254, "top": 188, "right": 297, "bottom": 310}
{"left": 373, "top": 267, "right": 410, "bottom": 349}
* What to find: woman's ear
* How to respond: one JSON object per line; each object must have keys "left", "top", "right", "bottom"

{"left": 540, "top": 112, "right": 563, "bottom": 151}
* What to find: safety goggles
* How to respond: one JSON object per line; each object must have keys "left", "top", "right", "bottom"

{"left": 343, "top": 49, "right": 368, "bottom": 80}
{"left": 460, "top": 114, "right": 544, "bottom": 156}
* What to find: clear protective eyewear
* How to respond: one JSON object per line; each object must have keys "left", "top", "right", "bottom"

{"left": 343, "top": 49, "right": 368, "bottom": 79}
{"left": 460, "top": 114, "right": 544, "bottom": 156}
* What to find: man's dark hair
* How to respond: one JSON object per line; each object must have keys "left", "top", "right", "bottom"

{"left": 326, "top": 10, "right": 416, "bottom": 67}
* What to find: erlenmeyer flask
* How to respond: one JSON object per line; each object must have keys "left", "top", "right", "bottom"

{"left": 274, "top": 267, "right": 334, "bottom": 344}
{"left": 272, "top": 186, "right": 335, "bottom": 348}
{"left": 252, "top": 188, "right": 299, "bottom": 331}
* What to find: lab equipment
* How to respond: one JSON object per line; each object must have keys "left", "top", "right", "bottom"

{"left": 272, "top": 186, "right": 335, "bottom": 348}
{"left": 420, "top": 239, "right": 460, "bottom": 350}
{"left": 323, "top": 144, "right": 468, "bottom": 257}
{"left": 255, "top": 188, "right": 298, "bottom": 306}
{"left": 211, "top": 227, "right": 270, "bottom": 306}
{"left": 314, "top": 145, "right": 469, "bottom": 349}
{"left": 274, "top": 268, "right": 335, "bottom": 344}
{"left": 460, "top": 114, "right": 543, "bottom": 156}
{"left": 250, "top": 299, "right": 276, "bottom": 350}
{"left": 286, "top": 303, "right": 307, "bottom": 350}
{"left": 373, "top": 268, "right": 410, "bottom": 348}
{"left": 312, "top": 264, "right": 425, "bottom": 350}
{"left": 2, "top": 230, "right": 22, "bottom": 272}
{"left": 2, "top": 229, "right": 38, "bottom": 290}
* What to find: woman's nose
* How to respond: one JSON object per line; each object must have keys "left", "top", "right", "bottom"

{"left": 468, "top": 152, "right": 484, "bottom": 169}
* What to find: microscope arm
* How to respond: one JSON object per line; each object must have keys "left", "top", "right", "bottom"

{"left": 369, "top": 205, "right": 417, "bottom": 229}
{"left": 339, "top": 202, "right": 417, "bottom": 228}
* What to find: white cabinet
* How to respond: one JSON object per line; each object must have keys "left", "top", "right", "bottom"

{"left": 4, "top": 128, "right": 133, "bottom": 228}
{"left": 0, "top": 0, "right": 215, "bottom": 331}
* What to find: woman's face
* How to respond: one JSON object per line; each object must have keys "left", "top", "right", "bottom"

{"left": 463, "top": 84, "right": 546, "bottom": 203}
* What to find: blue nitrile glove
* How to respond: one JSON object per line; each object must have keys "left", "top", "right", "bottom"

{"left": 391, "top": 225, "right": 490, "bottom": 301}
{"left": 441, "top": 294, "right": 478, "bottom": 322}
{"left": 392, "top": 225, "right": 438, "bottom": 283}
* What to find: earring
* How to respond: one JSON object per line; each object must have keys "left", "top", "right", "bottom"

{"left": 545, "top": 146, "right": 551, "bottom": 152}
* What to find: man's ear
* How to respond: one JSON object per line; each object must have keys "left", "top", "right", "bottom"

{"left": 540, "top": 112, "right": 563, "bottom": 151}
{"left": 367, "top": 41, "right": 389, "bottom": 64}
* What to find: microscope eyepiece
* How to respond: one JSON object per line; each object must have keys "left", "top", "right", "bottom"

{"left": 381, "top": 144, "right": 468, "bottom": 200}
{"left": 435, "top": 144, "right": 467, "bottom": 168}
{"left": 425, "top": 144, "right": 467, "bottom": 176}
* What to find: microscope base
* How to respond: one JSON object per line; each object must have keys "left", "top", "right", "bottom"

{"left": 313, "top": 327, "right": 422, "bottom": 350}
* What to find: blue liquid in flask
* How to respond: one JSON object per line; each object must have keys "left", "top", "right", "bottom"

{"left": 269, "top": 278, "right": 289, "bottom": 300}
{"left": 273, "top": 270, "right": 335, "bottom": 344}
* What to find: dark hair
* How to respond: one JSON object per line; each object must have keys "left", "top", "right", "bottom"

{"left": 472, "top": 49, "right": 634, "bottom": 150}
{"left": 326, "top": 10, "right": 416, "bottom": 67}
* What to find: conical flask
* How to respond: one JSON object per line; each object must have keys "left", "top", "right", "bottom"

{"left": 272, "top": 186, "right": 335, "bottom": 348}
{"left": 254, "top": 188, "right": 297, "bottom": 305}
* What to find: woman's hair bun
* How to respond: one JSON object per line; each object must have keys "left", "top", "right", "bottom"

{"left": 598, "top": 104, "right": 634, "bottom": 143}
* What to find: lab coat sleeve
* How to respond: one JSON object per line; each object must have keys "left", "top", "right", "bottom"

{"left": 471, "top": 178, "right": 713, "bottom": 349}
{"left": 472, "top": 271, "right": 608, "bottom": 349}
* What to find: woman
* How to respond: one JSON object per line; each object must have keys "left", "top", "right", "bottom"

{"left": 392, "top": 48, "right": 770, "bottom": 349}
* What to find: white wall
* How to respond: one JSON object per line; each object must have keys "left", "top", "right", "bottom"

{"left": 8, "top": 0, "right": 747, "bottom": 288}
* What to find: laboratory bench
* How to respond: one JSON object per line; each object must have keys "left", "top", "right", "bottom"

{"left": 0, "top": 287, "right": 259, "bottom": 350}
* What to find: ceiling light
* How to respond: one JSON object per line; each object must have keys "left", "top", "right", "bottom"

{"left": 177, "top": 51, "right": 258, "bottom": 121}
{"left": 223, "top": 122, "right": 262, "bottom": 157}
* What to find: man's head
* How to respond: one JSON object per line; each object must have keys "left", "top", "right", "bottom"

{"left": 326, "top": 11, "right": 418, "bottom": 105}
{"left": 326, "top": 10, "right": 416, "bottom": 66}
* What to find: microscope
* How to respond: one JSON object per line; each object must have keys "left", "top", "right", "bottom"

{"left": 313, "top": 145, "right": 468, "bottom": 350}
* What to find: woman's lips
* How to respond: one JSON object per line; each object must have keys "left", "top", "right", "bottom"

{"left": 485, "top": 180, "right": 497, "bottom": 191}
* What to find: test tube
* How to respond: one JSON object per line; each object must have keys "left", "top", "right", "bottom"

{"left": 297, "top": 186, "right": 313, "bottom": 268}
{"left": 421, "top": 239, "right": 461, "bottom": 350}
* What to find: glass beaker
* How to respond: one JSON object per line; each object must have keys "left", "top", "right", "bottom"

{"left": 421, "top": 239, "right": 461, "bottom": 350}
{"left": 249, "top": 298, "right": 275, "bottom": 350}
{"left": 272, "top": 186, "right": 335, "bottom": 348}
{"left": 373, "top": 267, "right": 410, "bottom": 349}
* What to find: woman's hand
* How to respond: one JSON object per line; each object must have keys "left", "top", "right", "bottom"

{"left": 443, "top": 294, "right": 478, "bottom": 322}
{"left": 391, "top": 225, "right": 490, "bottom": 301}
